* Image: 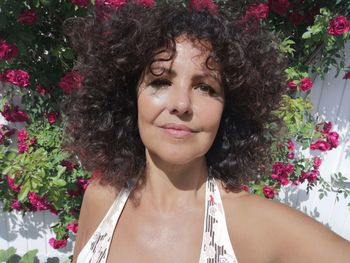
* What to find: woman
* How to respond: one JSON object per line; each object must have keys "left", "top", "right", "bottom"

{"left": 62, "top": 1, "right": 350, "bottom": 262}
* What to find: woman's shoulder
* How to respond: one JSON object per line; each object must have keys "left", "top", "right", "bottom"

{"left": 220, "top": 185, "right": 350, "bottom": 263}
{"left": 72, "top": 177, "right": 120, "bottom": 263}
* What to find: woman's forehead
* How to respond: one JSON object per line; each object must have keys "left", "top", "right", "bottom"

{"left": 150, "top": 36, "right": 221, "bottom": 74}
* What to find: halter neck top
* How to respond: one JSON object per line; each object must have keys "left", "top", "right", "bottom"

{"left": 76, "top": 176, "right": 238, "bottom": 263}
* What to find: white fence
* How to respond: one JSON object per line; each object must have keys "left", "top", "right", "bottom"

{"left": 1, "top": 48, "right": 350, "bottom": 261}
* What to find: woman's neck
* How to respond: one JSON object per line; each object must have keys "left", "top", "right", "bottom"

{"left": 141, "top": 150, "right": 208, "bottom": 213}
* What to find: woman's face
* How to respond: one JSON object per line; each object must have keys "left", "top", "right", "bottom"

{"left": 137, "top": 36, "right": 224, "bottom": 165}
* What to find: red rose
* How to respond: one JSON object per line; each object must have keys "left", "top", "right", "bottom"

{"left": 0, "top": 40, "right": 19, "bottom": 60}
{"left": 189, "top": 0, "right": 218, "bottom": 13}
{"left": 67, "top": 222, "right": 79, "bottom": 233}
{"left": 61, "top": 160, "right": 75, "bottom": 172}
{"left": 328, "top": 16, "right": 350, "bottom": 36}
{"left": 263, "top": 186, "right": 275, "bottom": 199}
{"left": 270, "top": 0, "right": 292, "bottom": 16}
{"left": 321, "top": 121, "right": 332, "bottom": 134}
{"left": 245, "top": 3, "right": 269, "bottom": 20}
{"left": 288, "top": 12, "right": 306, "bottom": 26}
{"left": 287, "top": 81, "right": 297, "bottom": 90}
{"left": 71, "top": 0, "right": 89, "bottom": 6}
{"left": 95, "top": 0, "right": 127, "bottom": 9}
{"left": 310, "top": 140, "right": 331, "bottom": 151}
{"left": 1, "top": 104, "right": 29, "bottom": 122}
{"left": 49, "top": 237, "right": 68, "bottom": 249}
{"left": 45, "top": 111, "right": 59, "bottom": 124}
{"left": 18, "top": 10, "right": 38, "bottom": 25}
{"left": 343, "top": 72, "right": 350, "bottom": 79}
{"left": 36, "top": 85, "right": 49, "bottom": 95}
{"left": 326, "top": 131, "right": 339, "bottom": 149}
{"left": 59, "top": 71, "right": 83, "bottom": 94}
{"left": 300, "top": 77, "right": 313, "bottom": 92}
{"left": 11, "top": 199, "right": 22, "bottom": 211}
{"left": 240, "top": 184, "right": 250, "bottom": 192}
{"left": 287, "top": 139, "right": 294, "bottom": 151}
{"left": 313, "top": 156, "right": 322, "bottom": 169}
{"left": 4, "top": 69, "right": 30, "bottom": 88}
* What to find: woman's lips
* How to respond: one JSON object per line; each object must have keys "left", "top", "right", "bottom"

{"left": 160, "top": 123, "right": 196, "bottom": 138}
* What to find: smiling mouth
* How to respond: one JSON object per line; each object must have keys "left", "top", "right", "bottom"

{"left": 160, "top": 123, "right": 197, "bottom": 138}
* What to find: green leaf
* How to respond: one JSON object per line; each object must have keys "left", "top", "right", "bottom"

{"left": 0, "top": 247, "right": 16, "bottom": 262}
{"left": 18, "top": 183, "right": 31, "bottom": 202}
{"left": 52, "top": 178, "right": 67, "bottom": 187}
{"left": 302, "top": 31, "right": 312, "bottom": 39}
{"left": 19, "top": 249, "right": 38, "bottom": 263}
{"left": 18, "top": 32, "right": 36, "bottom": 42}
{"left": 0, "top": 13, "right": 7, "bottom": 30}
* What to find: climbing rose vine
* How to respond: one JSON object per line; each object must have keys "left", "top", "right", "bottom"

{"left": 0, "top": 0, "right": 349, "bottom": 258}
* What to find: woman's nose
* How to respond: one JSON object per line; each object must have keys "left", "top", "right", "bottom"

{"left": 168, "top": 86, "right": 192, "bottom": 115}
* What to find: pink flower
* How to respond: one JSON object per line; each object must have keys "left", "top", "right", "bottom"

{"left": 263, "top": 186, "right": 275, "bottom": 199}
{"left": 287, "top": 81, "right": 297, "bottom": 90}
{"left": 300, "top": 170, "right": 319, "bottom": 184}
{"left": 67, "top": 222, "right": 79, "bottom": 233}
{"left": 287, "top": 139, "right": 294, "bottom": 152}
{"left": 322, "top": 121, "right": 332, "bottom": 134}
{"left": 4, "top": 69, "right": 30, "bottom": 88}
{"left": 61, "top": 160, "right": 75, "bottom": 172}
{"left": 95, "top": 0, "right": 127, "bottom": 9}
{"left": 59, "top": 71, "right": 83, "bottom": 94}
{"left": 189, "top": 0, "right": 218, "bottom": 13}
{"left": 1, "top": 104, "right": 29, "bottom": 122}
{"left": 45, "top": 111, "right": 59, "bottom": 124}
{"left": 77, "top": 177, "right": 92, "bottom": 192}
{"left": 270, "top": 0, "right": 292, "bottom": 16}
{"left": 271, "top": 162, "right": 294, "bottom": 186}
{"left": 18, "top": 129, "right": 29, "bottom": 141}
{"left": 36, "top": 85, "right": 49, "bottom": 95}
{"left": 326, "top": 131, "right": 339, "bottom": 149}
{"left": 287, "top": 152, "right": 294, "bottom": 159}
{"left": 71, "top": 0, "right": 89, "bottom": 6}
{"left": 18, "top": 142, "right": 28, "bottom": 154}
{"left": 28, "top": 192, "right": 51, "bottom": 211}
{"left": 313, "top": 156, "right": 322, "bottom": 169}
{"left": 343, "top": 72, "right": 350, "bottom": 79}
{"left": 18, "top": 10, "right": 38, "bottom": 25}
{"left": 300, "top": 77, "right": 313, "bottom": 92}
{"left": 6, "top": 176, "right": 21, "bottom": 192}
{"left": 288, "top": 12, "right": 306, "bottom": 26}
{"left": 328, "top": 16, "right": 350, "bottom": 36}
{"left": 135, "top": 0, "right": 155, "bottom": 7}
{"left": 49, "top": 237, "right": 68, "bottom": 249}
{"left": 0, "top": 40, "right": 19, "bottom": 60}
{"left": 11, "top": 199, "right": 22, "bottom": 211}
{"left": 310, "top": 140, "right": 331, "bottom": 151}
{"left": 240, "top": 184, "right": 250, "bottom": 192}
{"left": 244, "top": 3, "right": 269, "bottom": 21}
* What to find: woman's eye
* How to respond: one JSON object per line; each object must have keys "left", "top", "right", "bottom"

{"left": 196, "top": 84, "right": 216, "bottom": 96}
{"left": 149, "top": 79, "right": 171, "bottom": 88}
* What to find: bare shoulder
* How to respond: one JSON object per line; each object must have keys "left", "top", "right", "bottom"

{"left": 220, "top": 188, "right": 350, "bottom": 263}
{"left": 72, "top": 177, "right": 119, "bottom": 263}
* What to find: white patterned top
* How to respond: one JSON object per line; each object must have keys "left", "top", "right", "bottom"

{"left": 76, "top": 176, "right": 238, "bottom": 263}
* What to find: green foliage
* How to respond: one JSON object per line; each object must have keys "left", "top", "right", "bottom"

{"left": 0, "top": 247, "right": 38, "bottom": 263}
{"left": 0, "top": 0, "right": 349, "bottom": 257}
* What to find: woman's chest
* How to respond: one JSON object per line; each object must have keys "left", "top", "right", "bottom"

{"left": 106, "top": 205, "right": 205, "bottom": 263}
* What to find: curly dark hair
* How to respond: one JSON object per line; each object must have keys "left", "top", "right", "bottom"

{"left": 61, "top": 2, "right": 287, "bottom": 192}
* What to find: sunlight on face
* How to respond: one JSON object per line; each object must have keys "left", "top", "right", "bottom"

{"left": 137, "top": 36, "right": 224, "bottom": 166}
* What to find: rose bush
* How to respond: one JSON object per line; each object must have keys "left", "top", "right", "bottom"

{"left": 0, "top": 0, "right": 349, "bottom": 257}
